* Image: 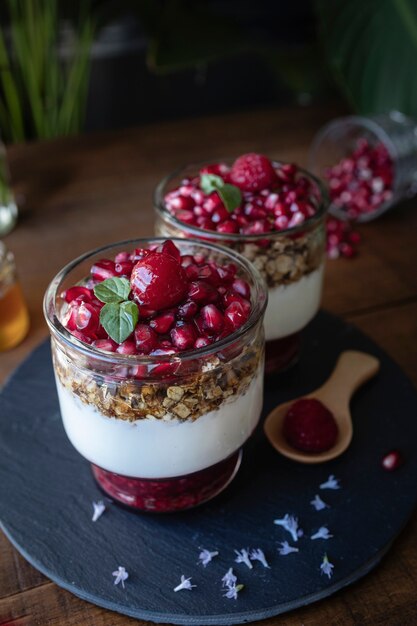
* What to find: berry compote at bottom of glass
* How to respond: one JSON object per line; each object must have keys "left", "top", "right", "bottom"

{"left": 264, "top": 333, "right": 301, "bottom": 375}
{"left": 92, "top": 451, "right": 242, "bottom": 512}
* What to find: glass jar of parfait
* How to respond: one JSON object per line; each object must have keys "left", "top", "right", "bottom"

{"left": 154, "top": 153, "right": 328, "bottom": 374}
{"left": 44, "top": 238, "right": 267, "bottom": 512}
{"left": 309, "top": 111, "right": 417, "bottom": 222}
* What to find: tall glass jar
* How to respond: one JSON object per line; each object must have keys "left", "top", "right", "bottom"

{"left": 309, "top": 111, "right": 417, "bottom": 222}
{"left": 0, "top": 242, "right": 29, "bottom": 350}
{"left": 44, "top": 238, "right": 267, "bottom": 512}
{"left": 154, "top": 161, "right": 327, "bottom": 374}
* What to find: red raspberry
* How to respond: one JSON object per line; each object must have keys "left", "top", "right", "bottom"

{"left": 229, "top": 153, "right": 277, "bottom": 192}
{"left": 283, "top": 398, "right": 338, "bottom": 453}
{"left": 130, "top": 250, "right": 187, "bottom": 311}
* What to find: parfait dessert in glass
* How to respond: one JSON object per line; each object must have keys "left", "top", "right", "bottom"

{"left": 154, "top": 153, "right": 328, "bottom": 373}
{"left": 44, "top": 238, "right": 266, "bottom": 512}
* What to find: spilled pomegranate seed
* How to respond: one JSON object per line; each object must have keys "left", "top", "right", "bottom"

{"left": 382, "top": 450, "right": 403, "bottom": 471}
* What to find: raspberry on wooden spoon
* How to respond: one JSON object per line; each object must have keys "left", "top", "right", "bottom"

{"left": 130, "top": 252, "right": 188, "bottom": 311}
{"left": 283, "top": 398, "right": 339, "bottom": 453}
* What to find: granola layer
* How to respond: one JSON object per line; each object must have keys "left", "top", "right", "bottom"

{"left": 53, "top": 342, "right": 263, "bottom": 423}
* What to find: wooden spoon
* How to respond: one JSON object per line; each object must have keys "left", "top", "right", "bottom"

{"left": 264, "top": 351, "right": 380, "bottom": 464}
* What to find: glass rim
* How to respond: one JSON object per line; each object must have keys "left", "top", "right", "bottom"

{"left": 43, "top": 237, "right": 268, "bottom": 365}
{"left": 153, "top": 158, "right": 329, "bottom": 242}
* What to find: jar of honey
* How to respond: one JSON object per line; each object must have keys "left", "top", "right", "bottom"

{"left": 0, "top": 242, "right": 29, "bottom": 350}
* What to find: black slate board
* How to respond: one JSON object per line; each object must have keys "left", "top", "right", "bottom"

{"left": 1, "top": 311, "right": 417, "bottom": 625}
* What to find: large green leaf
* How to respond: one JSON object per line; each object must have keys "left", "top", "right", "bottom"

{"left": 316, "top": 0, "right": 417, "bottom": 117}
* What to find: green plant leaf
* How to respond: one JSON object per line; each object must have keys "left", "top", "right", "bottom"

{"left": 200, "top": 173, "right": 223, "bottom": 193}
{"left": 99, "top": 301, "right": 139, "bottom": 344}
{"left": 94, "top": 277, "right": 131, "bottom": 304}
{"left": 315, "top": 0, "right": 417, "bottom": 117}
{"left": 218, "top": 184, "right": 242, "bottom": 214}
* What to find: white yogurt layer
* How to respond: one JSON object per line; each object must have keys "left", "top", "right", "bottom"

{"left": 56, "top": 370, "right": 263, "bottom": 479}
{"left": 264, "top": 264, "right": 324, "bottom": 341}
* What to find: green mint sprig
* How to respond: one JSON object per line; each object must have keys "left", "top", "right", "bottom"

{"left": 200, "top": 173, "right": 242, "bottom": 213}
{"left": 94, "top": 277, "right": 138, "bottom": 344}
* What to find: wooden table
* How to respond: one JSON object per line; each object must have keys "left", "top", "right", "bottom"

{"left": 1, "top": 104, "right": 417, "bottom": 625}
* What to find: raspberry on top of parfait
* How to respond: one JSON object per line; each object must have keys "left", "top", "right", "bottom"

{"left": 163, "top": 153, "right": 320, "bottom": 235}
{"left": 60, "top": 240, "right": 252, "bottom": 354}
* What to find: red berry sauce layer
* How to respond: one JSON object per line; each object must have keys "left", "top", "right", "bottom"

{"left": 283, "top": 398, "right": 339, "bottom": 453}
{"left": 164, "top": 153, "right": 320, "bottom": 235}
{"left": 60, "top": 240, "right": 252, "bottom": 354}
{"left": 325, "top": 138, "right": 393, "bottom": 221}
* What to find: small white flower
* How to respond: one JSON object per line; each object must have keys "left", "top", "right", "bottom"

{"left": 273, "top": 514, "right": 302, "bottom": 542}
{"left": 223, "top": 583, "right": 244, "bottom": 600}
{"left": 235, "top": 548, "right": 253, "bottom": 569}
{"left": 222, "top": 568, "right": 237, "bottom": 589}
{"left": 112, "top": 566, "right": 129, "bottom": 588}
{"left": 249, "top": 548, "right": 270, "bottom": 568}
{"left": 310, "top": 494, "right": 329, "bottom": 511}
{"left": 198, "top": 549, "right": 219, "bottom": 567}
{"left": 320, "top": 553, "right": 334, "bottom": 579}
{"left": 311, "top": 526, "right": 333, "bottom": 540}
{"left": 92, "top": 500, "right": 106, "bottom": 522}
{"left": 320, "top": 475, "right": 340, "bottom": 490}
{"left": 278, "top": 541, "right": 299, "bottom": 556}
{"left": 174, "top": 575, "right": 196, "bottom": 592}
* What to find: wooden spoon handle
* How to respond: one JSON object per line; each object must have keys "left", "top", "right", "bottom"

{"left": 318, "top": 351, "right": 380, "bottom": 408}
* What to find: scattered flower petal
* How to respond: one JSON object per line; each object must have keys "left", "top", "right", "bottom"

{"left": 222, "top": 568, "right": 237, "bottom": 588}
{"left": 320, "top": 475, "right": 340, "bottom": 490}
{"left": 92, "top": 500, "right": 106, "bottom": 522}
{"left": 198, "top": 549, "right": 219, "bottom": 567}
{"left": 311, "top": 526, "right": 333, "bottom": 540}
{"left": 223, "top": 583, "right": 244, "bottom": 600}
{"left": 320, "top": 553, "right": 334, "bottom": 579}
{"left": 235, "top": 548, "right": 253, "bottom": 569}
{"left": 273, "top": 514, "right": 302, "bottom": 542}
{"left": 278, "top": 541, "right": 299, "bottom": 555}
{"left": 112, "top": 566, "right": 129, "bottom": 588}
{"left": 249, "top": 548, "right": 270, "bottom": 568}
{"left": 310, "top": 494, "right": 329, "bottom": 511}
{"left": 174, "top": 575, "right": 196, "bottom": 592}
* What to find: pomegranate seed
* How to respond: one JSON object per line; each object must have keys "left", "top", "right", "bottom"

{"left": 185, "top": 264, "right": 200, "bottom": 281}
{"left": 194, "top": 336, "right": 212, "bottom": 349}
{"left": 224, "top": 301, "right": 250, "bottom": 330}
{"left": 382, "top": 450, "right": 403, "bottom": 471}
{"left": 116, "top": 340, "right": 137, "bottom": 355}
{"left": 198, "top": 264, "right": 221, "bottom": 286}
{"left": 231, "top": 278, "right": 251, "bottom": 299}
{"left": 200, "top": 163, "right": 229, "bottom": 176}
{"left": 171, "top": 322, "right": 196, "bottom": 350}
{"left": 91, "top": 259, "right": 117, "bottom": 282}
{"left": 223, "top": 290, "right": 251, "bottom": 314}
{"left": 169, "top": 195, "right": 195, "bottom": 211}
{"left": 61, "top": 286, "right": 92, "bottom": 303}
{"left": 211, "top": 206, "right": 230, "bottom": 224}
{"left": 134, "top": 324, "right": 158, "bottom": 354}
{"left": 176, "top": 209, "right": 196, "bottom": 224}
{"left": 200, "top": 304, "right": 224, "bottom": 334}
{"left": 115, "top": 252, "right": 130, "bottom": 263}
{"left": 74, "top": 302, "right": 100, "bottom": 338}
{"left": 71, "top": 330, "right": 92, "bottom": 344}
{"left": 216, "top": 219, "right": 238, "bottom": 234}
{"left": 92, "top": 338, "right": 117, "bottom": 352}
{"left": 191, "top": 189, "right": 205, "bottom": 204}
{"left": 177, "top": 300, "right": 198, "bottom": 320}
{"left": 180, "top": 255, "right": 195, "bottom": 268}
{"left": 188, "top": 280, "right": 218, "bottom": 304}
{"left": 115, "top": 261, "right": 134, "bottom": 276}
{"left": 150, "top": 312, "right": 175, "bottom": 334}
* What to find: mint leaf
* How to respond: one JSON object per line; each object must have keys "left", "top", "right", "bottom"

{"left": 99, "top": 300, "right": 139, "bottom": 344}
{"left": 218, "top": 184, "right": 242, "bottom": 213}
{"left": 94, "top": 277, "right": 131, "bottom": 304}
{"left": 200, "top": 173, "right": 224, "bottom": 194}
